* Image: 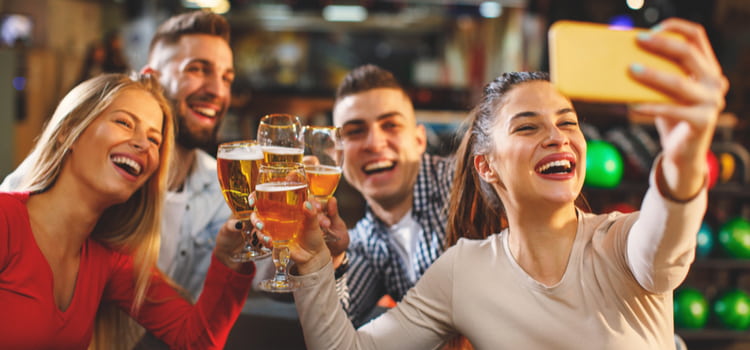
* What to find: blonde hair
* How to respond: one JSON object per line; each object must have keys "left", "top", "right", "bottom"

{"left": 15, "top": 72, "right": 174, "bottom": 349}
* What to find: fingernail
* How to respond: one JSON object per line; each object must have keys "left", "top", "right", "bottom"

{"left": 263, "top": 235, "right": 270, "bottom": 243}
{"left": 305, "top": 201, "right": 313, "bottom": 210}
{"left": 650, "top": 24, "right": 664, "bottom": 33}
{"left": 636, "top": 32, "right": 651, "bottom": 41}
{"left": 630, "top": 63, "right": 645, "bottom": 74}
{"left": 235, "top": 221, "right": 243, "bottom": 230}
{"left": 247, "top": 197, "right": 255, "bottom": 207}
{"left": 255, "top": 221, "right": 264, "bottom": 230}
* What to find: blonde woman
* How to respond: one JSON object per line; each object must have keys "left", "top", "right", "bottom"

{"left": 0, "top": 73, "right": 254, "bottom": 349}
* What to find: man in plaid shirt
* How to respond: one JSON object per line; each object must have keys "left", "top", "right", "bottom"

{"left": 325, "top": 64, "right": 455, "bottom": 327}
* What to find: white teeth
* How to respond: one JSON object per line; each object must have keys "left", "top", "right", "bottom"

{"left": 364, "top": 160, "right": 394, "bottom": 172}
{"left": 536, "top": 159, "right": 571, "bottom": 173}
{"left": 112, "top": 156, "right": 142, "bottom": 176}
{"left": 193, "top": 107, "right": 217, "bottom": 117}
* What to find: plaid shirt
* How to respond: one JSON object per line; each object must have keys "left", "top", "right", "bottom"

{"left": 339, "top": 153, "right": 454, "bottom": 327}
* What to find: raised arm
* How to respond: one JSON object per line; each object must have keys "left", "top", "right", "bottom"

{"left": 630, "top": 18, "right": 728, "bottom": 199}
{"left": 626, "top": 18, "right": 728, "bottom": 293}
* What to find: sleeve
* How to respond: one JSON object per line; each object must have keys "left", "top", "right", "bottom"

{"left": 0, "top": 200, "right": 9, "bottom": 272}
{"left": 626, "top": 157, "right": 708, "bottom": 294}
{"left": 107, "top": 254, "right": 255, "bottom": 350}
{"left": 293, "top": 248, "right": 457, "bottom": 350}
{"left": 0, "top": 193, "right": 25, "bottom": 272}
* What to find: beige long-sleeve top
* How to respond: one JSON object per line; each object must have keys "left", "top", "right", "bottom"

{"left": 293, "top": 177, "right": 707, "bottom": 350}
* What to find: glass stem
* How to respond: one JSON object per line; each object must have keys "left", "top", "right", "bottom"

{"left": 273, "top": 245, "right": 291, "bottom": 282}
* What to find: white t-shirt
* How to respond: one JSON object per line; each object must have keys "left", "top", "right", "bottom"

{"left": 387, "top": 210, "right": 423, "bottom": 283}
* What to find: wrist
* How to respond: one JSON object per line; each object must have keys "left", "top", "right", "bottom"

{"left": 297, "top": 249, "right": 332, "bottom": 275}
{"left": 332, "top": 251, "right": 347, "bottom": 269}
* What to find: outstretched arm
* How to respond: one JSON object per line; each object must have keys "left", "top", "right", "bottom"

{"left": 627, "top": 18, "right": 728, "bottom": 293}
{"left": 630, "top": 18, "right": 728, "bottom": 200}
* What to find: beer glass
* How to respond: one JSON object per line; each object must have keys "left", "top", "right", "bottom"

{"left": 216, "top": 140, "right": 271, "bottom": 261}
{"left": 303, "top": 125, "right": 343, "bottom": 242}
{"left": 255, "top": 162, "right": 308, "bottom": 292}
{"left": 257, "top": 114, "right": 304, "bottom": 164}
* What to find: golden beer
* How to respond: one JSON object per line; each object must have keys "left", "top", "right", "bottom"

{"left": 217, "top": 148, "right": 263, "bottom": 218}
{"left": 255, "top": 182, "right": 307, "bottom": 243}
{"left": 262, "top": 146, "right": 304, "bottom": 164}
{"left": 305, "top": 165, "right": 342, "bottom": 200}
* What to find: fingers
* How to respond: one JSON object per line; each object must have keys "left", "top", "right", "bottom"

{"left": 302, "top": 155, "right": 320, "bottom": 166}
{"left": 657, "top": 18, "right": 721, "bottom": 71}
{"left": 635, "top": 28, "right": 726, "bottom": 98}
{"left": 326, "top": 197, "right": 340, "bottom": 217}
{"left": 249, "top": 212, "right": 272, "bottom": 248}
{"left": 627, "top": 18, "right": 727, "bottom": 130}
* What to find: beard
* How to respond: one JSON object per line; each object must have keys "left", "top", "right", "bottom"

{"left": 175, "top": 115, "right": 220, "bottom": 150}
{"left": 170, "top": 97, "right": 224, "bottom": 150}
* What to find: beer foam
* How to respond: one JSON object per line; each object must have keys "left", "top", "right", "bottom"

{"left": 218, "top": 146, "right": 263, "bottom": 160}
{"left": 256, "top": 182, "right": 307, "bottom": 192}
{"left": 305, "top": 165, "right": 342, "bottom": 174}
{"left": 262, "top": 145, "right": 304, "bottom": 155}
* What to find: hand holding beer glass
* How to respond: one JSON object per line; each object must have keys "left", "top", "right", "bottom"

{"left": 216, "top": 141, "right": 271, "bottom": 261}
{"left": 303, "top": 126, "right": 343, "bottom": 242}
{"left": 255, "top": 162, "right": 308, "bottom": 292}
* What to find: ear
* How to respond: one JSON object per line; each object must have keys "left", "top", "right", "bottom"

{"left": 415, "top": 123, "right": 428, "bottom": 154}
{"left": 141, "top": 66, "right": 160, "bottom": 79}
{"left": 474, "top": 154, "right": 497, "bottom": 183}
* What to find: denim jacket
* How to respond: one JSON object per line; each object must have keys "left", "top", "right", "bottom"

{"left": 159, "top": 149, "right": 232, "bottom": 299}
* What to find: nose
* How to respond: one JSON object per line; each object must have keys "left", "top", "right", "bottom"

{"left": 204, "top": 72, "right": 229, "bottom": 100}
{"left": 363, "top": 126, "right": 387, "bottom": 152}
{"left": 130, "top": 130, "right": 150, "bottom": 152}
{"left": 542, "top": 125, "right": 569, "bottom": 148}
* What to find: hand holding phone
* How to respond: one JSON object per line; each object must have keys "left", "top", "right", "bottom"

{"left": 548, "top": 20, "right": 686, "bottom": 104}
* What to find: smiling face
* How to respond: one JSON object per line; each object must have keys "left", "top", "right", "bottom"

{"left": 333, "top": 88, "right": 427, "bottom": 208}
{"left": 147, "top": 34, "right": 234, "bottom": 149}
{"left": 65, "top": 88, "right": 164, "bottom": 204}
{"left": 477, "top": 81, "right": 586, "bottom": 208}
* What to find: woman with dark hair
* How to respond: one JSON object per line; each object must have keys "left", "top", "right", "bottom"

{"left": 259, "top": 18, "right": 728, "bottom": 349}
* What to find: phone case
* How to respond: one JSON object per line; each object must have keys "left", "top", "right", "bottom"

{"left": 548, "top": 20, "right": 685, "bottom": 103}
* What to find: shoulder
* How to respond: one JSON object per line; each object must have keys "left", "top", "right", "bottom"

{"left": 194, "top": 149, "right": 218, "bottom": 172}
{"left": 87, "top": 239, "right": 133, "bottom": 271}
{"left": 448, "top": 234, "right": 503, "bottom": 259}
{"left": 579, "top": 209, "right": 639, "bottom": 240}
{"left": 185, "top": 149, "right": 222, "bottom": 191}
{"left": 422, "top": 153, "right": 455, "bottom": 174}
{"left": 0, "top": 192, "right": 32, "bottom": 264}
{"left": 0, "top": 192, "right": 30, "bottom": 219}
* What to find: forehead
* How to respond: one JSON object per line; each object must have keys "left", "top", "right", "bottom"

{"left": 107, "top": 88, "right": 164, "bottom": 132}
{"left": 155, "top": 34, "right": 233, "bottom": 69}
{"left": 497, "top": 81, "right": 573, "bottom": 121}
{"left": 332, "top": 88, "right": 414, "bottom": 126}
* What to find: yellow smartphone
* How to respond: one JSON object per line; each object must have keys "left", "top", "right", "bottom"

{"left": 548, "top": 20, "right": 686, "bottom": 103}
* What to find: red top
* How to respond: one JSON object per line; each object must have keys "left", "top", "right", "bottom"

{"left": 0, "top": 192, "right": 254, "bottom": 349}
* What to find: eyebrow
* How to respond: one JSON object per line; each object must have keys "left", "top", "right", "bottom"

{"left": 341, "top": 111, "right": 404, "bottom": 128}
{"left": 509, "top": 107, "right": 575, "bottom": 121}
{"left": 187, "top": 58, "right": 235, "bottom": 75}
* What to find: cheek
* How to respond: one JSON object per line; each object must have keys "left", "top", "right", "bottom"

{"left": 147, "top": 149, "right": 161, "bottom": 175}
